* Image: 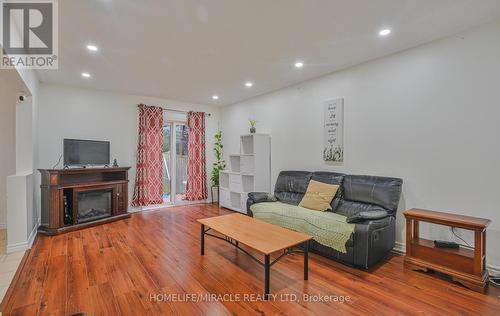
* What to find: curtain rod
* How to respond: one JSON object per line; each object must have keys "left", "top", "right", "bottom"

{"left": 137, "top": 104, "right": 211, "bottom": 117}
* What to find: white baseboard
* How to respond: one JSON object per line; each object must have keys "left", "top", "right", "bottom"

{"left": 140, "top": 199, "right": 212, "bottom": 212}
{"left": 392, "top": 241, "right": 500, "bottom": 276}
{"left": 7, "top": 241, "right": 29, "bottom": 253}
{"left": 128, "top": 207, "right": 143, "bottom": 213}
{"left": 27, "top": 219, "right": 40, "bottom": 248}
{"left": 7, "top": 219, "right": 40, "bottom": 254}
{"left": 487, "top": 264, "right": 500, "bottom": 276}
{"left": 393, "top": 241, "right": 405, "bottom": 254}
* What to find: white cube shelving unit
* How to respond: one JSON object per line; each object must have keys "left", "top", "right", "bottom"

{"left": 219, "top": 134, "right": 271, "bottom": 214}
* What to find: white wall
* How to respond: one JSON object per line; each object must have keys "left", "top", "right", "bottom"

{"left": 7, "top": 173, "right": 33, "bottom": 252}
{"left": 0, "top": 66, "right": 38, "bottom": 252}
{"left": 15, "top": 68, "right": 40, "bottom": 249}
{"left": 0, "top": 70, "right": 19, "bottom": 229}
{"left": 16, "top": 97, "right": 33, "bottom": 173}
{"left": 221, "top": 20, "right": 500, "bottom": 269}
{"left": 10, "top": 95, "right": 37, "bottom": 252}
{"left": 38, "top": 84, "right": 221, "bottom": 211}
{"left": 12, "top": 66, "right": 41, "bottom": 247}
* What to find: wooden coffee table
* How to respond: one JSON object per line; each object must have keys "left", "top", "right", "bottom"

{"left": 198, "top": 213, "right": 313, "bottom": 299}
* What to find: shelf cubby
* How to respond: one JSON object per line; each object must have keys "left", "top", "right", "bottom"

{"left": 220, "top": 172, "right": 229, "bottom": 189}
{"left": 229, "top": 155, "right": 241, "bottom": 173}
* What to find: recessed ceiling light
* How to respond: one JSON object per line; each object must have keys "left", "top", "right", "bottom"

{"left": 86, "top": 44, "right": 98, "bottom": 52}
{"left": 245, "top": 82, "right": 253, "bottom": 87}
{"left": 379, "top": 29, "right": 392, "bottom": 36}
{"left": 294, "top": 61, "right": 304, "bottom": 68}
{"left": 81, "top": 72, "right": 91, "bottom": 78}
{"left": 212, "top": 95, "right": 219, "bottom": 100}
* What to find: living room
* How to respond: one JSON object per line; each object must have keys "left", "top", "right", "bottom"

{"left": 1, "top": 1, "right": 500, "bottom": 315}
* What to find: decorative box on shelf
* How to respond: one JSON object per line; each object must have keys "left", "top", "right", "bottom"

{"left": 219, "top": 134, "right": 271, "bottom": 214}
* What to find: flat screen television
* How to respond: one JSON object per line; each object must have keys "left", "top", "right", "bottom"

{"left": 63, "top": 139, "right": 110, "bottom": 167}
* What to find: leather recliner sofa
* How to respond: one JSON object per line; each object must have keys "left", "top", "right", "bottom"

{"left": 247, "top": 171, "right": 403, "bottom": 269}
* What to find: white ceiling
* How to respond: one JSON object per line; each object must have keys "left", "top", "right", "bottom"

{"left": 36, "top": 0, "right": 500, "bottom": 106}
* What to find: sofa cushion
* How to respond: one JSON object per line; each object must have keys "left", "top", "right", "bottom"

{"left": 311, "top": 172, "right": 344, "bottom": 211}
{"left": 342, "top": 175, "right": 403, "bottom": 213}
{"left": 274, "top": 171, "right": 312, "bottom": 205}
{"left": 299, "top": 180, "right": 339, "bottom": 211}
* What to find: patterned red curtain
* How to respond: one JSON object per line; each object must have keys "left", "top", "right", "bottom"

{"left": 132, "top": 104, "right": 164, "bottom": 206}
{"left": 185, "top": 111, "right": 207, "bottom": 201}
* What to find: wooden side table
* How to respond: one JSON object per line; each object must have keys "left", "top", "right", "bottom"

{"left": 403, "top": 208, "right": 490, "bottom": 293}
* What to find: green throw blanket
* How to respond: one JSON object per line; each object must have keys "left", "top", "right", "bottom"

{"left": 250, "top": 202, "right": 355, "bottom": 253}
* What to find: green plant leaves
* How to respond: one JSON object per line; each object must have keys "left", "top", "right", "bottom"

{"left": 211, "top": 131, "right": 226, "bottom": 185}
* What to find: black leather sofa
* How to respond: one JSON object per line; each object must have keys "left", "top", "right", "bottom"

{"left": 247, "top": 171, "right": 403, "bottom": 269}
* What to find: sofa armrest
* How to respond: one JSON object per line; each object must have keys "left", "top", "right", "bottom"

{"left": 246, "top": 192, "right": 277, "bottom": 216}
{"left": 346, "top": 210, "right": 390, "bottom": 223}
{"left": 354, "top": 216, "right": 393, "bottom": 231}
{"left": 248, "top": 192, "right": 277, "bottom": 203}
{"left": 246, "top": 198, "right": 256, "bottom": 216}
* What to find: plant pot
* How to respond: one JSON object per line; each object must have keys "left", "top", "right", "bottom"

{"left": 250, "top": 127, "right": 256, "bottom": 134}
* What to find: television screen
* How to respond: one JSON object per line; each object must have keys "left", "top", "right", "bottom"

{"left": 64, "top": 139, "right": 110, "bottom": 166}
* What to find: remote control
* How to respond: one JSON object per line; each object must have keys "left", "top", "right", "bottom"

{"left": 434, "top": 240, "right": 460, "bottom": 248}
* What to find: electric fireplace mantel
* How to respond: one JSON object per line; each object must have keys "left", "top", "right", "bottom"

{"left": 38, "top": 167, "right": 131, "bottom": 235}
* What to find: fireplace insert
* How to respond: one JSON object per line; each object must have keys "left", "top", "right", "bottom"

{"left": 76, "top": 189, "right": 113, "bottom": 223}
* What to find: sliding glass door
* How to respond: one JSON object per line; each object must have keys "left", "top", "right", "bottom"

{"left": 174, "top": 124, "right": 189, "bottom": 200}
{"left": 162, "top": 124, "right": 172, "bottom": 202}
{"left": 162, "top": 121, "right": 189, "bottom": 204}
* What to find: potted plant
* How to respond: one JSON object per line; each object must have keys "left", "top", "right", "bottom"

{"left": 249, "top": 119, "right": 257, "bottom": 133}
{"left": 211, "top": 131, "right": 226, "bottom": 186}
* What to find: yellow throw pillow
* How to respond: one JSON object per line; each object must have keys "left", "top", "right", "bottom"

{"left": 299, "top": 180, "right": 339, "bottom": 211}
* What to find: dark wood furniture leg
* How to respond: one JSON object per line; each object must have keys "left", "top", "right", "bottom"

{"left": 264, "top": 255, "right": 270, "bottom": 300}
{"left": 304, "top": 240, "right": 309, "bottom": 280}
{"left": 413, "top": 220, "right": 419, "bottom": 239}
{"left": 201, "top": 224, "right": 205, "bottom": 255}
{"left": 473, "top": 229, "right": 483, "bottom": 276}
{"left": 405, "top": 218, "right": 412, "bottom": 256}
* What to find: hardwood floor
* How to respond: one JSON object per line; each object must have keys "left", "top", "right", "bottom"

{"left": 1, "top": 204, "right": 499, "bottom": 315}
